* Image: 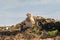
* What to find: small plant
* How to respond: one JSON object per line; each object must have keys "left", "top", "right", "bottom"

{"left": 32, "top": 27, "right": 39, "bottom": 34}
{"left": 47, "top": 29, "right": 58, "bottom": 36}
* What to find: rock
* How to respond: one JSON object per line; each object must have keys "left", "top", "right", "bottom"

{"left": 55, "top": 21, "right": 60, "bottom": 31}
{"left": 45, "top": 18, "right": 55, "bottom": 23}
{"left": 0, "top": 13, "right": 60, "bottom": 40}
{"left": 42, "top": 22, "right": 55, "bottom": 31}
{"left": 4, "top": 36, "right": 11, "bottom": 40}
{"left": 55, "top": 36, "right": 60, "bottom": 40}
{"left": 25, "top": 13, "right": 35, "bottom": 27}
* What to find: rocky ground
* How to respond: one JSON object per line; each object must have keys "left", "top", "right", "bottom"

{"left": 0, "top": 13, "right": 60, "bottom": 40}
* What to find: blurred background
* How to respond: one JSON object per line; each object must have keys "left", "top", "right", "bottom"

{"left": 0, "top": 0, "right": 59, "bottom": 26}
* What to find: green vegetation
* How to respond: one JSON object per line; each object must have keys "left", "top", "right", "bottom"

{"left": 47, "top": 29, "right": 58, "bottom": 36}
